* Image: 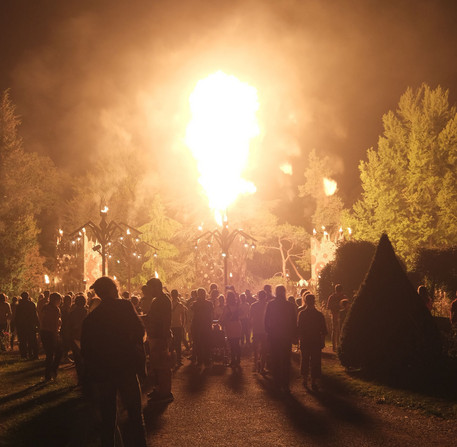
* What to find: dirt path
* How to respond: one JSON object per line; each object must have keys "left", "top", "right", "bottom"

{"left": 142, "top": 351, "right": 457, "bottom": 447}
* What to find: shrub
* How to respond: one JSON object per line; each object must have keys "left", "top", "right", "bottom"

{"left": 317, "top": 240, "right": 376, "bottom": 303}
{"left": 339, "top": 234, "right": 442, "bottom": 381}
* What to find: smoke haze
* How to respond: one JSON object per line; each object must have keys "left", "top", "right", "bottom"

{"left": 2, "top": 0, "right": 457, "bottom": 221}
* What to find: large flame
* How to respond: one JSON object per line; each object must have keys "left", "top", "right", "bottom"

{"left": 185, "top": 71, "right": 259, "bottom": 221}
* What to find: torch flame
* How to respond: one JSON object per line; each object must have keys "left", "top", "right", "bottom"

{"left": 44, "top": 274, "right": 50, "bottom": 285}
{"left": 185, "top": 71, "right": 259, "bottom": 222}
{"left": 323, "top": 177, "right": 337, "bottom": 196}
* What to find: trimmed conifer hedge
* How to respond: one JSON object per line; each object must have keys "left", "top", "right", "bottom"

{"left": 317, "top": 240, "right": 376, "bottom": 303}
{"left": 339, "top": 234, "right": 442, "bottom": 381}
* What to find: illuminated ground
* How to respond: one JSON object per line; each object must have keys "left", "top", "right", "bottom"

{"left": 143, "top": 349, "right": 456, "bottom": 447}
{"left": 1, "top": 348, "right": 456, "bottom": 446}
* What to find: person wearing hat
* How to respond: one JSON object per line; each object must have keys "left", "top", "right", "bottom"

{"left": 81, "top": 276, "right": 147, "bottom": 447}
{"left": 143, "top": 277, "right": 174, "bottom": 404}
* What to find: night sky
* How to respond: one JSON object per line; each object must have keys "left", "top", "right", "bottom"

{"left": 2, "top": 0, "right": 457, "bottom": 223}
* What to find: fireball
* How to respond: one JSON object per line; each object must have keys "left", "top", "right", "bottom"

{"left": 185, "top": 71, "right": 259, "bottom": 222}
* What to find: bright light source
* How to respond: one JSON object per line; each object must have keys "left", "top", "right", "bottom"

{"left": 280, "top": 163, "right": 293, "bottom": 175}
{"left": 185, "top": 71, "right": 259, "bottom": 222}
{"left": 44, "top": 274, "right": 50, "bottom": 284}
{"left": 323, "top": 177, "right": 337, "bottom": 196}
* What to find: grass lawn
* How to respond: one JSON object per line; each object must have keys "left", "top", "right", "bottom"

{"left": 1, "top": 348, "right": 456, "bottom": 446}
{"left": 0, "top": 350, "right": 98, "bottom": 447}
{"left": 321, "top": 350, "right": 457, "bottom": 419}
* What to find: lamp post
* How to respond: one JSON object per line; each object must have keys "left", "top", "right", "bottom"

{"left": 68, "top": 206, "right": 157, "bottom": 292}
{"left": 68, "top": 206, "right": 121, "bottom": 276}
{"left": 194, "top": 219, "right": 256, "bottom": 291}
{"left": 114, "top": 225, "right": 158, "bottom": 298}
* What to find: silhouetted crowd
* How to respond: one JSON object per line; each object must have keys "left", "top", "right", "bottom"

{"left": 1, "top": 278, "right": 452, "bottom": 447}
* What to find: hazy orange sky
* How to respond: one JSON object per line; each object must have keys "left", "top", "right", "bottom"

{"left": 1, "top": 0, "right": 457, "bottom": 223}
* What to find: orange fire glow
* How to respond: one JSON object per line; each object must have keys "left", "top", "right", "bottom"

{"left": 280, "top": 163, "right": 293, "bottom": 175}
{"left": 323, "top": 177, "right": 337, "bottom": 196}
{"left": 185, "top": 71, "right": 259, "bottom": 223}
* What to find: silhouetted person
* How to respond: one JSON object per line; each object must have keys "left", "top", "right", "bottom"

{"left": 417, "top": 285, "right": 433, "bottom": 312}
{"left": 298, "top": 289, "right": 310, "bottom": 312}
{"left": 213, "top": 294, "right": 225, "bottom": 321}
{"left": 239, "top": 293, "right": 251, "bottom": 346}
{"left": 250, "top": 290, "right": 268, "bottom": 373}
{"left": 339, "top": 298, "right": 350, "bottom": 329}
{"left": 60, "top": 294, "right": 72, "bottom": 362}
{"left": 209, "top": 283, "right": 219, "bottom": 298}
{"left": 15, "top": 292, "right": 39, "bottom": 359}
{"left": 297, "top": 294, "right": 327, "bottom": 390}
{"left": 69, "top": 294, "right": 88, "bottom": 384}
{"left": 209, "top": 286, "right": 219, "bottom": 309}
{"left": 144, "top": 278, "right": 173, "bottom": 403}
{"left": 265, "top": 285, "right": 297, "bottom": 393}
{"left": 131, "top": 295, "right": 142, "bottom": 314}
{"left": 327, "top": 284, "right": 346, "bottom": 351}
{"left": 9, "top": 296, "right": 18, "bottom": 350}
{"left": 220, "top": 290, "right": 242, "bottom": 367}
{"left": 245, "top": 289, "right": 255, "bottom": 305}
{"left": 140, "top": 284, "right": 152, "bottom": 315}
{"left": 81, "top": 276, "right": 147, "bottom": 447}
{"left": 40, "top": 292, "right": 63, "bottom": 381}
{"left": 37, "top": 291, "right": 49, "bottom": 326}
{"left": 264, "top": 284, "right": 274, "bottom": 301}
{"left": 0, "top": 293, "right": 11, "bottom": 350}
{"left": 170, "top": 289, "right": 186, "bottom": 367}
{"left": 191, "top": 287, "right": 213, "bottom": 366}
{"left": 450, "top": 292, "right": 457, "bottom": 326}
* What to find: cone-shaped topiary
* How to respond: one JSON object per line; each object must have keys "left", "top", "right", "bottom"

{"left": 339, "top": 234, "right": 441, "bottom": 381}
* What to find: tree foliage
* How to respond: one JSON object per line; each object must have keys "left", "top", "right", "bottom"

{"left": 299, "top": 148, "right": 344, "bottom": 231}
{"left": 0, "top": 90, "right": 60, "bottom": 294}
{"left": 317, "top": 240, "right": 376, "bottom": 303}
{"left": 339, "top": 234, "right": 442, "bottom": 381}
{"left": 348, "top": 84, "right": 457, "bottom": 268}
{"left": 136, "top": 195, "right": 185, "bottom": 288}
{"left": 414, "top": 247, "right": 457, "bottom": 297}
{"left": 243, "top": 204, "right": 310, "bottom": 285}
